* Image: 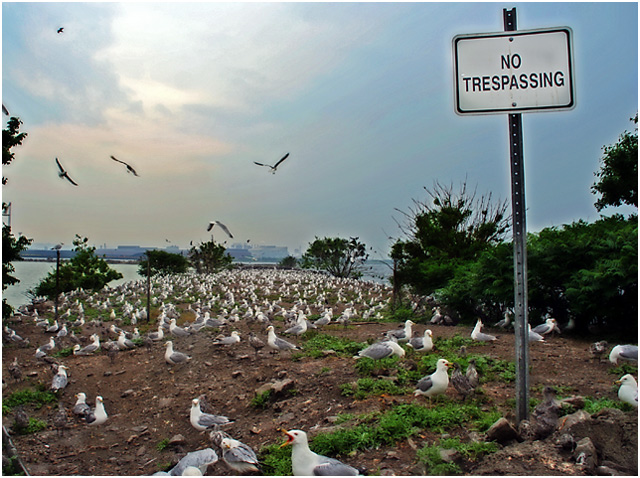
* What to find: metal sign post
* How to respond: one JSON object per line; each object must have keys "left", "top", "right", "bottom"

{"left": 452, "top": 7, "right": 575, "bottom": 424}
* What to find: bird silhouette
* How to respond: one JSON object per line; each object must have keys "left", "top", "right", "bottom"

{"left": 2, "top": 104, "right": 9, "bottom": 116}
{"left": 254, "top": 152, "right": 289, "bottom": 174}
{"left": 57, "top": 27, "right": 64, "bottom": 33}
{"left": 207, "top": 221, "right": 233, "bottom": 238}
{"left": 110, "top": 155, "right": 139, "bottom": 176}
{"left": 55, "top": 158, "right": 78, "bottom": 186}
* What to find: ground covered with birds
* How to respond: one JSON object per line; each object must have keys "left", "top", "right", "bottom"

{"left": 2, "top": 268, "right": 637, "bottom": 476}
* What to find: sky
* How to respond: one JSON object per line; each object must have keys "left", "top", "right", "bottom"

{"left": 2, "top": 1, "right": 638, "bottom": 257}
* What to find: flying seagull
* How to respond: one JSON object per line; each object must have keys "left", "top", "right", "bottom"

{"left": 207, "top": 221, "right": 233, "bottom": 238}
{"left": 254, "top": 152, "right": 289, "bottom": 174}
{"left": 2, "top": 104, "right": 9, "bottom": 116}
{"left": 110, "top": 155, "right": 139, "bottom": 176}
{"left": 57, "top": 27, "right": 64, "bottom": 33}
{"left": 55, "top": 158, "right": 78, "bottom": 186}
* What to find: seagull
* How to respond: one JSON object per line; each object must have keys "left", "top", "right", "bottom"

{"left": 254, "top": 152, "right": 289, "bottom": 174}
{"left": 532, "top": 317, "right": 561, "bottom": 335}
{"left": 169, "top": 448, "right": 219, "bottom": 476}
{"left": 85, "top": 396, "right": 108, "bottom": 426}
{"left": 164, "top": 340, "right": 192, "bottom": 365}
{"left": 414, "top": 358, "right": 450, "bottom": 398}
{"left": 212, "top": 331, "right": 241, "bottom": 346}
{"left": 147, "top": 324, "right": 164, "bottom": 342}
{"left": 2, "top": 104, "right": 9, "bottom": 116}
{"left": 50, "top": 365, "right": 68, "bottom": 392}
{"left": 266, "top": 325, "right": 300, "bottom": 353}
{"left": 471, "top": 319, "right": 497, "bottom": 342}
{"left": 169, "top": 318, "right": 191, "bottom": 337}
{"left": 110, "top": 155, "right": 139, "bottom": 176}
{"left": 284, "top": 314, "right": 308, "bottom": 336}
{"left": 248, "top": 332, "right": 265, "bottom": 355}
{"left": 355, "top": 340, "right": 405, "bottom": 360}
{"left": 73, "top": 392, "right": 91, "bottom": 418}
{"left": 407, "top": 329, "right": 433, "bottom": 352}
{"left": 117, "top": 331, "right": 135, "bottom": 349}
{"left": 530, "top": 386, "right": 561, "bottom": 439}
{"left": 280, "top": 429, "right": 360, "bottom": 476}
{"left": 190, "top": 398, "right": 233, "bottom": 431}
{"left": 9, "top": 357, "right": 22, "bottom": 382}
{"left": 206, "top": 221, "right": 233, "bottom": 238}
{"left": 57, "top": 27, "right": 64, "bottom": 33}
{"left": 53, "top": 403, "right": 68, "bottom": 436}
{"left": 616, "top": 374, "right": 638, "bottom": 407}
{"left": 528, "top": 324, "right": 546, "bottom": 343}
{"left": 495, "top": 309, "right": 514, "bottom": 329}
{"left": 451, "top": 362, "right": 475, "bottom": 399}
{"left": 218, "top": 436, "right": 261, "bottom": 473}
{"left": 466, "top": 359, "right": 479, "bottom": 388}
{"left": 609, "top": 344, "right": 638, "bottom": 365}
{"left": 385, "top": 320, "right": 414, "bottom": 343}
{"left": 55, "top": 157, "right": 78, "bottom": 186}
{"left": 73, "top": 334, "right": 100, "bottom": 355}
{"left": 589, "top": 340, "right": 609, "bottom": 360}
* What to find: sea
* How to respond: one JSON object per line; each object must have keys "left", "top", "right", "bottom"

{"left": 3, "top": 260, "right": 393, "bottom": 309}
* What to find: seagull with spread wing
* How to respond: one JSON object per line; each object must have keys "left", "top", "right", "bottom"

{"left": 254, "top": 152, "right": 289, "bottom": 174}
{"left": 110, "top": 155, "right": 139, "bottom": 176}
{"left": 55, "top": 158, "right": 78, "bottom": 186}
{"left": 207, "top": 221, "right": 233, "bottom": 238}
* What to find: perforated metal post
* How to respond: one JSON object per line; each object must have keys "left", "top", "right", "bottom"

{"left": 504, "top": 7, "right": 530, "bottom": 424}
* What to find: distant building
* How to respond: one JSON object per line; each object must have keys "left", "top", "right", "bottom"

{"left": 250, "top": 245, "right": 289, "bottom": 260}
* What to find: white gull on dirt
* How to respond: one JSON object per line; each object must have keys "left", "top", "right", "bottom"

{"left": 266, "top": 325, "right": 300, "bottom": 353}
{"left": 280, "top": 429, "right": 360, "bottom": 476}
{"left": 73, "top": 392, "right": 91, "bottom": 417}
{"left": 355, "top": 340, "right": 405, "bottom": 360}
{"left": 85, "top": 396, "right": 108, "bottom": 426}
{"left": 609, "top": 344, "right": 638, "bottom": 365}
{"left": 471, "top": 319, "right": 497, "bottom": 342}
{"left": 414, "top": 358, "right": 450, "bottom": 398}
{"left": 190, "top": 398, "right": 233, "bottom": 431}
{"left": 164, "top": 341, "right": 192, "bottom": 365}
{"left": 616, "top": 374, "right": 638, "bottom": 407}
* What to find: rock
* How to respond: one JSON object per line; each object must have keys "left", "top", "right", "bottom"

{"left": 439, "top": 448, "right": 460, "bottom": 463}
{"left": 558, "top": 409, "right": 590, "bottom": 430}
{"left": 121, "top": 389, "right": 135, "bottom": 398}
{"left": 159, "top": 398, "right": 173, "bottom": 408}
{"left": 231, "top": 370, "right": 243, "bottom": 378}
{"left": 556, "top": 433, "right": 576, "bottom": 451}
{"left": 255, "top": 378, "right": 295, "bottom": 396}
{"left": 168, "top": 434, "right": 186, "bottom": 446}
{"left": 574, "top": 437, "right": 598, "bottom": 471}
{"left": 596, "top": 465, "right": 619, "bottom": 475}
{"left": 486, "top": 417, "right": 521, "bottom": 444}
{"left": 560, "top": 395, "right": 585, "bottom": 409}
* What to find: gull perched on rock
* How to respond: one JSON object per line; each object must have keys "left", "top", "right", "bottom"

{"left": 471, "top": 319, "right": 497, "bottom": 342}
{"left": 164, "top": 340, "right": 191, "bottom": 365}
{"left": 280, "top": 429, "right": 360, "bottom": 476}
{"left": 407, "top": 329, "right": 433, "bottom": 352}
{"left": 609, "top": 344, "right": 638, "bottom": 365}
{"left": 190, "top": 398, "right": 233, "bottom": 431}
{"left": 355, "top": 340, "right": 405, "bottom": 360}
{"left": 414, "top": 358, "right": 450, "bottom": 398}
{"left": 530, "top": 386, "right": 561, "bottom": 439}
{"left": 85, "top": 396, "right": 108, "bottom": 426}
{"left": 266, "top": 325, "right": 300, "bottom": 353}
{"left": 385, "top": 320, "right": 414, "bottom": 343}
{"left": 616, "top": 374, "right": 638, "bottom": 407}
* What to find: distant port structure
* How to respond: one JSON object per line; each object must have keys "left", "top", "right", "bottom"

{"left": 21, "top": 242, "right": 291, "bottom": 262}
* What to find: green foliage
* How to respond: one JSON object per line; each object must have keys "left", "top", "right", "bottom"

{"left": 581, "top": 396, "right": 634, "bottom": 414}
{"left": 250, "top": 390, "right": 273, "bottom": 409}
{"left": 299, "top": 333, "right": 362, "bottom": 358}
{"left": 279, "top": 256, "right": 298, "bottom": 268}
{"left": 31, "top": 235, "right": 123, "bottom": 299}
{"left": 340, "top": 377, "right": 408, "bottom": 399}
{"left": 3, "top": 116, "right": 28, "bottom": 185}
{"left": 17, "top": 417, "right": 48, "bottom": 435}
{"left": 417, "top": 437, "right": 499, "bottom": 475}
{"left": 300, "top": 236, "right": 368, "bottom": 278}
{"left": 259, "top": 442, "right": 292, "bottom": 476}
{"left": 3, "top": 388, "right": 58, "bottom": 411}
{"left": 188, "top": 240, "right": 233, "bottom": 273}
{"left": 156, "top": 438, "right": 170, "bottom": 452}
{"left": 138, "top": 249, "right": 190, "bottom": 276}
{"left": 2, "top": 455, "right": 26, "bottom": 476}
{"left": 354, "top": 355, "right": 402, "bottom": 377}
{"left": 593, "top": 113, "right": 638, "bottom": 211}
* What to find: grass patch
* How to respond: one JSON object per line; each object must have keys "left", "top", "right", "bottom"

{"left": 259, "top": 442, "right": 292, "bottom": 476}
{"left": 3, "top": 388, "right": 58, "bottom": 413}
{"left": 15, "top": 417, "right": 48, "bottom": 435}
{"left": 250, "top": 390, "right": 273, "bottom": 409}
{"left": 580, "top": 396, "right": 634, "bottom": 414}
{"left": 299, "top": 333, "right": 363, "bottom": 358}
{"left": 354, "top": 355, "right": 402, "bottom": 377}
{"left": 156, "top": 438, "right": 170, "bottom": 452}
{"left": 417, "top": 437, "right": 499, "bottom": 475}
{"left": 340, "top": 377, "right": 408, "bottom": 399}
{"left": 608, "top": 363, "right": 638, "bottom": 377}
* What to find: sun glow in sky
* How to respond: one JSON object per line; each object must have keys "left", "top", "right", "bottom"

{"left": 2, "top": 2, "right": 637, "bottom": 255}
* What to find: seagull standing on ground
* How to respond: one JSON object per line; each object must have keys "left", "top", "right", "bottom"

{"left": 609, "top": 344, "right": 638, "bottom": 365}
{"left": 190, "top": 398, "right": 233, "bottom": 431}
{"left": 217, "top": 436, "right": 261, "bottom": 473}
{"left": 85, "top": 396, "right": 108, "bottom": 426}
{"left": 55, "top": 157, "right": 78, "bottom": 186}
{"left": 471, "top": 319, "right": 497, "bottom": 342}
{"left": 407, "top": 329, "right": 433, "bottom": 352}
{"left": 355, "top": 340, "right": 405, "bottom": 360}
{"left": 266, "top": 325, "right": 300, "bottom": 354}
{"left": 616, "top": 374, "right": 638, "bottom": 407}
{"left": 254, "top": 152, "right": 289, "bottom": 174}
{"left": 73, "top": 392, "right": 91, "bottom": 418}
{"left": 110, "top": 155, "right": 139, "bottom": 176}
{"left": 50, "top": 365, "right": 68, "bottom": 392}
{"left": 280, "top": 429, "right": 360, "bottom": 476}
{"left": 414, "top": 358, "right": 450, "bottom": 398}
{"left": 164, "top": 340, "right": 192, "bottom": 365}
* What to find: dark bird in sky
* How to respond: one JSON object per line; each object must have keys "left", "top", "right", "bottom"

{"left": 110, "top": 155, "right": 139, "bottom": 176}
{"left": 55, "top": 157, "right": 78, "bottom": 186}
{"left": 254, "top": 152, "right": 289, "bottom": 174}
{"left": 2, "top": 104, "right": 9, "bottom": 116}
{"left": 57, "top": 27, "right": 64, "bottom": 33}
{"left": 207, "top": 221, "right": 233, "bottom": 238}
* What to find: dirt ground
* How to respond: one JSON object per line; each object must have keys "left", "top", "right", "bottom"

{"left": 2, "top": 269, "right": 638, "bottom": 476}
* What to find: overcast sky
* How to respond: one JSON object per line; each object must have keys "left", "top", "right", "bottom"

{"left": 2, "top": 2, "right": 637, "bottom": 256}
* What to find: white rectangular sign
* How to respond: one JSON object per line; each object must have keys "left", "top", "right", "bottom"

{"left": 453, "top": 27, "right": 575, "bottom": 115}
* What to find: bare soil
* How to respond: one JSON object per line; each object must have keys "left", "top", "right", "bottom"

{"left": 2, "top": 269, "right": 637, "bottom": 476}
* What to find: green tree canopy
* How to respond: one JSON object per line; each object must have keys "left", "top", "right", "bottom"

{"left": 592, "top": 113, "right": 638, "bottom": 212}
{"left": 31, "top": 235, "right": 123, "bottom": 299}
{"left": 188, "top": 241, "right": 233, "bottom": 273}
{"left": 300, "top": 236, "right": 368, "bottom": 278}
{"left": 138, "top": 249, "right": 190, "bottom": 277}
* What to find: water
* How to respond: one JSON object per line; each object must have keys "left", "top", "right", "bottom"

{"left": 3, "top": 259, "right": 392, "bottom": 309}
{"left": 3, "top": 261, "right": 142, "bottom": 308}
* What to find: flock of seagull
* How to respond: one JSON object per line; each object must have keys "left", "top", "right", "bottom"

{"left": 4, "top": 264, "right": 638, "bottom": 475}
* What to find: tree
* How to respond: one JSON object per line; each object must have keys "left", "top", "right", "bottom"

{"left": 188, "top": 241, "right": 233, "bottom": 273}
{"left": 592, "top": 113, "right": 638, "bottom": 212}
{"left": 279, "top": 256, "right": 298, "bottom": 268}
{"left": 31, "top": 235, "right": 123, "bottom": 299}
{"left": 138, "top": 250, "right": 190, "bottom": 277}
{"left": 300, "top": 237, "right": 368, "bottom": 278}
{"left": 2, "top": 115, "right": 32, "bottom": 318}
{"left": 391, "top": 180, "right": 509, "bottom": 296}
